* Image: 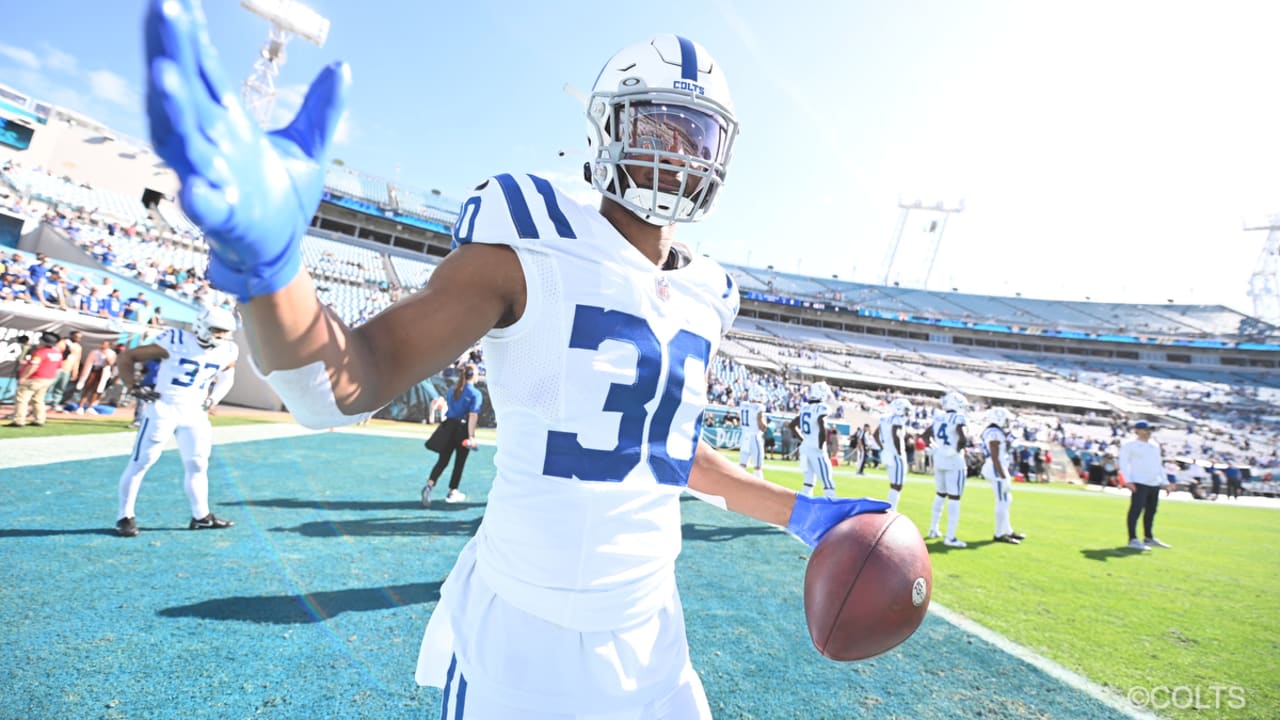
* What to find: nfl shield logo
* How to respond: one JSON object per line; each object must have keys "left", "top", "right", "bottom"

{"left": 655, "top": 276, "right": 671, "bottom": 301}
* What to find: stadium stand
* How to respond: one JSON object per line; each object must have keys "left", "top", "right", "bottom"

{"left": 1, "top": 81, "right": 1276, "bottom": 484}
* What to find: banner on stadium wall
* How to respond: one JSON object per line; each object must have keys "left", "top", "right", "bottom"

{"left": 701, "top": 425, "right": 742, "bottom": 449}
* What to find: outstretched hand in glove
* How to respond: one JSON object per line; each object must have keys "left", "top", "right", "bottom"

{"left": 145, "top": 0, "right": 349, "bottom": 301}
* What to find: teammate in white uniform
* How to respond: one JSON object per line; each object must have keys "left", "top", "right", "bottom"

{"left": 790, "top": 382, "right": 835, "bottom": 498}
{"left": 145, "top": 19, "right": 892, "bottom": 719}
{"left": 925, "top": 392, "right": 969, "bottom": 547}
{"left": 980, "top": 407, "right": 1026, "bottom": 544}
{"left": 114, "top": 306, "right": 239, "bottom": 537}
{"left": 878, "top": 397, "right": 913, "bottom": 510}
{"left": 738, "top": 386, "right": 767, "bottom": 479}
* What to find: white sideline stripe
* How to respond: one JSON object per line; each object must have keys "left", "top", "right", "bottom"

{"left": 0, "top": 421, "right": 484, "bottom": 471}
{"left": 928, "top": 601, "right": 1162, "bottom": 720}
{"left": 0, "top": 423, "right": 320, "bottom": 470}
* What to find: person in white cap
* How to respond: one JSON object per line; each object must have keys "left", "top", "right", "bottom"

{"left": 1119, "top": 420, "right": 1173, "bottom": 550}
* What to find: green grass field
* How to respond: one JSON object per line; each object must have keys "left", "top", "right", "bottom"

{"left": 753, "top": 454, "right": 1279, "bottom": 720}
{"left": 6, "top": 417, "right": 1275, "bottom": 718}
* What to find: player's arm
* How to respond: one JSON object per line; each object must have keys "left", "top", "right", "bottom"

{"left": 688, "top": 442, "right": 890, "bottom": 548}
{"left": 240, "top": 243, "right": 522, "bottom": 419}
{"left": 817, "top": 415, "right": 827, "bottom": 450}
{"left": 205, "top": 361, "right": 237, "bottom": 409}
{"left": 955, "top": 425, "right": 967, "bottom": 450}
{"left": 117, "top": 344, "right": 169, "bottom": 389}
{"left": 788, "top": 415, "right": 803, "bottom": 441}
{"left": 757, "top": 409, "right": 767, "bottom": 433}
{"left": 893, "top": 424, "right": 906, "bottom": 454}
{"left": 988, "top": 438, "right": 1007, "bottom": 478}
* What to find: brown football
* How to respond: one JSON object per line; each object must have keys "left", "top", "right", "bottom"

{"left": 803, "top": 511, "right": 932, "bottom": 661}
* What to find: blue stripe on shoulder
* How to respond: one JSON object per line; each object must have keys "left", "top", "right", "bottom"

{"left": 528, "top": 175, "right": 576, "bottom": 239}
{"left": 494, "top": 173, "right": 539, "bottom": 239}
{"left": 676, "top": 36, "right": 698, "bottom": 81}
{"left": 722, "top": 273, "right": 735, "bottom": 299}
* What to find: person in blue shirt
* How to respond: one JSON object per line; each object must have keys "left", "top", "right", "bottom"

{"left": 105, "top": 289, "right": 125, "bottom": 318}
{"left": 422, "top": 364, "right": 483, "bottom": 506}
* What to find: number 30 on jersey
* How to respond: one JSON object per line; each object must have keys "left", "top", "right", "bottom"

{"left": 543, "top": 305, "right": 710, "bottom": 487}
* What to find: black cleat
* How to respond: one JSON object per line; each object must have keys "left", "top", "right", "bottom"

{"left": 1009, "top": 530, "right": 1026, "bottom": 541}
{"left": 116, "top": 517, "right": 140, "bottom": 537}
{"left": 189, "top": 513, "right": 234, "bottom": 530}
{"left": 994, "top": 534, "right": 1021, "bottom": 545}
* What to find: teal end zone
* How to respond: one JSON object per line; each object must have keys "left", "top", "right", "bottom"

{"left": 0, "top": 433, "right": 1129, "bottom": 719}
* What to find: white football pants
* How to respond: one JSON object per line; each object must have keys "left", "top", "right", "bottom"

{"left": 117, "top": 401, "right": 214, "bottom": 521}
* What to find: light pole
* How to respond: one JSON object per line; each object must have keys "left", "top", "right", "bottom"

{"left": 880, "top": 196, "right": 965, "bottom": 289}
{"left": 240, "top": 0, "right": 331, "bottom": 128}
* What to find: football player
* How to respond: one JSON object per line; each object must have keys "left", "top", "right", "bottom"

{"left": 790, "top": 382, "right": 836, "bottom": 498}
{"left": 924, "top": 391, "right": 969, "bottom": 547}
{"left": 738, "top": 385, "right": 768, "bottom": 479}
{"left": 113, "top": 306, "right": 238, "bottom": 537}
{"left": 146, "top": 8, "right": 891, "bottom": 716}
{"left": 981, "top": 407, "right": 1026, "bottom": 544}
{"left": 879, "top": 397, "right": 913, "bottom": 510}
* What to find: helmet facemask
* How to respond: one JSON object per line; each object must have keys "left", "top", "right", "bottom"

{"left": 589, "top": 92, "right": 736, "bottom": 226}
{"left": 585, "top": 35, "right": 739, "bottom": 226}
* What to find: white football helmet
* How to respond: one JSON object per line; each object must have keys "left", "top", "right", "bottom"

{"left": 988, "top": 407, "right": 1013, "bottom": 427}
{"left": 193, "top": 306, "right": 238, "bottom": 348}
{"left": 748, "top": 385, "right": 767, "bottom": 403}
{"left": 889, "top": 397, "right": 913, "bottom": 417}
{"left": 941, "top": 391, "right": 968, "bottom": 412}
{"left": 586, "top": 35, "right": 740, "bottom": 226}
{"left": 807, "top": 381, "right": 831, "bottom": 402}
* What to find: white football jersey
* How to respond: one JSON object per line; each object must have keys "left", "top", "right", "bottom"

{"left": 879, "top": 411, "right": 908, "bottom": 458}
{"left": 981, "top": 424, "right": 1012, "bottom": 470}
{"left": 454, "top": 172, "right": 739, "bottom": 630}
{"left": 738, "top": 400, "right": 764, "bottom": 435}
{"left": 151, "top": 328, "right": 238, "bottom": 409}
{"left": 931, "top": 409, "right": 967, "bottom": 471}
{"left": 797, "top": 401, "right": 829, "bottom": 453}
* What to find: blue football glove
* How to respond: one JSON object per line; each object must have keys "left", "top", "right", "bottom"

{"left": 145, "top": 0, "right": 349, "bottom": 301}
{"left": 787, "top": 495, "right": 892, "bottom": 549}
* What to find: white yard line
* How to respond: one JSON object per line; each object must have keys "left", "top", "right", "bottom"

{"left": 928, "top": 601, "right": 1165, "bottom": 720}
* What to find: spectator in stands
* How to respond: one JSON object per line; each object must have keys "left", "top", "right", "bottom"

{"left": 7, "top": 331, "right": 62, "bottom": 427}
{"left": 149, "top": 306, "right": 166, "bottom": 327}
{"left": 1119, "top": 421, "right": 1173, "bottom": 551}
{"left": 80, "top": 286, "right": 106, "bottom": 316}
{"left": 123, "top": 293, "right": 147, "bottom": 321}
{"left": 47, "top": 330, "right": 82, "bottom": 407}
{"left": 104, "top": 289, "right": 125, "bottom": 319}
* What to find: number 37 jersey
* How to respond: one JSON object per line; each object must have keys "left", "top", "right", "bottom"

{"left": 152, "top": 327, "right": 238, "bottom": 409}
{"left": 453, "top": 173, "right": 739, "bottom": 629}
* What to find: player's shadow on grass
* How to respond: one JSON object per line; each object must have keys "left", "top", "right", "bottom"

{"left": 0, "top": 527, "right": 118, "bottom": 538}
{"left": 1079, "top": 547, "right": 1154, "bottom": 562}
{"left": 159, "top": 581, "right": 442, "bottom": 624}
{"left": 271, "top": 515, "right": 482, "bottom": 538}
{"left": 681, "top": 522, "right": 784, "bottom": 543}
{"left": 223, "top": 497, "right": 426, "bottom": 512}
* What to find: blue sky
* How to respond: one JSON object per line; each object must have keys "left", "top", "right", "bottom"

{"left": 3, "top": 0, "right": 1279, "bottom": 314}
